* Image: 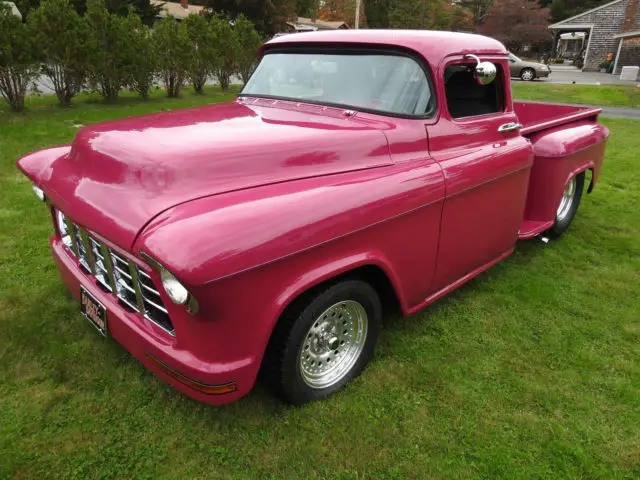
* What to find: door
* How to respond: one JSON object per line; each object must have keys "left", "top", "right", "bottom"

{"left": 427, "top": 55, "right": 534, "bottom": 292}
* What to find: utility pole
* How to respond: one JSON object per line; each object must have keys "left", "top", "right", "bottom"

{"left": 355, "top": 0, "right": 362, "bottom": 29}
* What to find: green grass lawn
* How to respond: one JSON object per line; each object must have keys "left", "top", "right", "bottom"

{"left": 512, "top": 82, "right": 640, "bottom": 108}
{"left": 1, "top": 88, "right": 639, "bottom": 479}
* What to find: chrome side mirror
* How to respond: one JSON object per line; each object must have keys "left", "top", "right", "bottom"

{"left": 465, "top": 54, "right": 497, "bottom": 86}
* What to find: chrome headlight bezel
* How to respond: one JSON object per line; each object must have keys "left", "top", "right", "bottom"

{"left": 141, "top": 251, "right": 199, "bottom": 314}
{"left": 32, "top": 183, "right": 45, "bottom": 202}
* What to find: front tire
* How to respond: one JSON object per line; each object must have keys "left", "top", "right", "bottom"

{"left": 264, "top": 280, "right": 382, "bottom": 405}
{"left": 545, "top": 172, "right": 585, "bottom": 239}
{"left": 520, "top": 68, "right": 536, "bottom": 81}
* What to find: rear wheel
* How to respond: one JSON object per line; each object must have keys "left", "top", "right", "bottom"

{"left": 545, "top": 172, "right": 585, "bottom": 239}
{"left": 263, "top": 280, "right": 382, "bottom": 405}
{"left": 520, "top": 68, "right": 536, "bottom": 81}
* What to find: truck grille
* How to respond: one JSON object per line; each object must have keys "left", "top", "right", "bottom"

{"left": 59, "top": 212, "right": 174, "bottom": 335}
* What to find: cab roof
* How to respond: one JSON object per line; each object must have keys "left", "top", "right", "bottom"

{"left": 264, "top": 30, "right": 508, "bottom": 64}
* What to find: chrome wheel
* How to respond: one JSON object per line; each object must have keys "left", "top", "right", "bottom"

{"left": 557, "top": 177, "right": 577, "bottom": 222}
{"left": 521, "top": 69, "right": 535, "bottom": 81}
{"left": 299, "top": 300, "right": 368, "bottom": 389}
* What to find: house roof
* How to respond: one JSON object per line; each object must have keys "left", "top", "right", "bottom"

{"left": 150, "top": 0, "right": 205, "bottom": 20}
{"left": 296, "top": 17, "right": 349, "bottom": 29}
{"left": 549, "top": 0, "right": 625, "bottom": 28}
{"left": 286, "top": 17, "right": 349, "bottom": 31}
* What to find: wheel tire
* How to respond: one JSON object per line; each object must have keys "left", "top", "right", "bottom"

{"left": 263, "top": 280, "right": 382, "bottom": 405}
{"left": 545, "top": 172, "right": 585, "bottom": 239}
{"left": 520, "top": 68, "right": 536, "bottom": 81}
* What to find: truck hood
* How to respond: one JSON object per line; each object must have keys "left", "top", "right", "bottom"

{"left": 18, "top": 99, "right": 392, "bottom": 250}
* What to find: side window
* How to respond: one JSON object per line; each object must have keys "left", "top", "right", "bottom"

{"left": 444, "top": 63, "right": 505, "bottom": 119}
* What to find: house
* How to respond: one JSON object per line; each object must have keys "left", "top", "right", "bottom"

{"left": 150, "top": 0, "right": 205, "bottom": 21}
{"left": 285, "top": 17, "right": 350, "bottom": 32}
{"left": 549, "top": 0, "right": 639, "bottom": 74}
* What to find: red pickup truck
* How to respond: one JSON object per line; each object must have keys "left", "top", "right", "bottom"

{"left": 17, "top": 30, "right": 609, "bottom": 405}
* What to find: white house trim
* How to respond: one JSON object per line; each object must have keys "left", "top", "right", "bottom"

{"left": 613, "top": 29, "right": 640, "bottom": 38}
{"left": 582, "top": 26, "right": 595, "bottom": 69}
{"left": 548, "top": 0, "right": 625, "bottom": 28}
{"left": 548, "top": 23, "right": 595, "bottom": 30}
{"left": 613, "top": 37, "right": 624, "bottom": 73}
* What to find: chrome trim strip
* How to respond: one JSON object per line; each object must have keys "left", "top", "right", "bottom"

{"left": 65, "top": 217, "right": 79, "bottom": 256}
{"left": 78, "top": 229, "right": 96, "bottom": 275}
{"left": 101, "top": 243, "right": 117, "bottom": 292}
{"left": 117, "top": 279, "right": 136, "bottom": 294}
{"left": 142, "top": 297, "right": 169, "bottom": 314}
{"left": 139, "top": 251, "right": 164, "bottom": 272}
{"left": 128, "top": 261, "right": 146, "bottom": 315}
{"left": 139, "top": 281, "right": 160, "bottom": 295}
{"left": 114, "top": 265, "right": 132, "bottom": 279}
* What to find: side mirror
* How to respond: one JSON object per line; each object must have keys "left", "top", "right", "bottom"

{"left": 465, "top": 54, "right": 497, "bottom": 86}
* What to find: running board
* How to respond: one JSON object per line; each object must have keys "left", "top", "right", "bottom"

{"left": 406, "top": 248, "right": 514, "bottom": 316}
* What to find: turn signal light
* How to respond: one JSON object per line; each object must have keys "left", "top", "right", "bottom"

{"left": 145, "top": 352, "right": 237, "bottom": 395}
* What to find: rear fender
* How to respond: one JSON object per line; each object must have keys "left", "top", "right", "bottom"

{"left": 519, "top": 121, "right": 608, "bottom": 237}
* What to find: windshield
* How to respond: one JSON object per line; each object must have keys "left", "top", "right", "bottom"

{"left": 509, "top": 53, "right": 522, "bottom": 62}
{"left": 241, "top": 52, "right": 432, "bottom": 116}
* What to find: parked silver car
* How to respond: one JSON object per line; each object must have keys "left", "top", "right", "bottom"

{"left": 509, "top": 53, "right": 551, "bottom": 81}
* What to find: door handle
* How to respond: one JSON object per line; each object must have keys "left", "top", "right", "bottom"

{"left": 498, "top": 122, "right": 523, "bottom": 133}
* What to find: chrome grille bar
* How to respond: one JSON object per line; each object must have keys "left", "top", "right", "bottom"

{"left": 60, "top": 216, "right": 174, "bottom": 335}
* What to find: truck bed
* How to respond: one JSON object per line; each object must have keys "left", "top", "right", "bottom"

{"left": 514, "top": 101, "right": 602, "bottom": 136}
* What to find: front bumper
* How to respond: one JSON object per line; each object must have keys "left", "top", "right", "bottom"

{"left": 536, "top": 69, "right": 551, "bottom": 78}
{"left": 51, "top": 237, "right": 254, "bottom": 405}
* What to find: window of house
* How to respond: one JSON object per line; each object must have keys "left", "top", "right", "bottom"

{"left": 444, "top": 63, "right": 505, "bottom": 119}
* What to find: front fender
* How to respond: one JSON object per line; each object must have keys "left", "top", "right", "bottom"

{"left": 136, "top": 161, "right": 445, "bottom": 288}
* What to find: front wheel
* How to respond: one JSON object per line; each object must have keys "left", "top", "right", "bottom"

{"left": 264, "top": 280, "right": 382, "bottom": 405}
{"left": 520, "top": 68, "right": 536, "bottom": 81}
{"left": 544, "top": 172, "right": 585, "bottom": 239}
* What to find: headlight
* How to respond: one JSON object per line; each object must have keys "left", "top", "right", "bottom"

{"left": 32, "top": 184, "right": 45, "bottom": 202}
{"left": 161, "top": 269, "right": 189, "bottom": 305}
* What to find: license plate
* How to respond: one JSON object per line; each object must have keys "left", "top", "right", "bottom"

{"left": 80, "top": 286, "right": 107, "bottom": 337}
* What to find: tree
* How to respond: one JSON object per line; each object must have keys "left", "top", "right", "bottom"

{"left": 476, "top": 0, "right": 551, "bottom": 52}
{"left": 459, "top": 0, "right": 494, "bottom": 25}
{"left": 388, "top": 0, "right": 472, "bottom": 30}
{"left": 183, "top": 14, "right": 217, "bottom": 94}
{"left": 0, "top": 3, "right": 38, "bottom": 112}
{"left": 547, "top": 0, "right": 609, "bottom": 23}
{"left": 28, "top": 0, "right": 92, "bottom": 106}
{"left": 234, "top": 14, "right": 263, "bottom": 85}
{"left": 85, "top": 0, "right": 133, "bottom": 101}
{"left": 205, "top": 0, "right": 296, "bottom": 36}
{"left": 296, "top": 0, "right": 318, "bottom": 17}
{"left": 125, "top": 9, "right": 155, "bottom": 99}
{"left": 210, "top": 14, "right": 237, "bottom": 90}
{"left": 364, "top": 0, "right": 392, "bottom": 28}
{"left": 103, "top": 0, "right": 162, "bottom": 25}
{"left": 16, "top": 0, "right": 162, "bottom": 25}
{"left": 153, "top": 16, "right": 191, "bottom": 97}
